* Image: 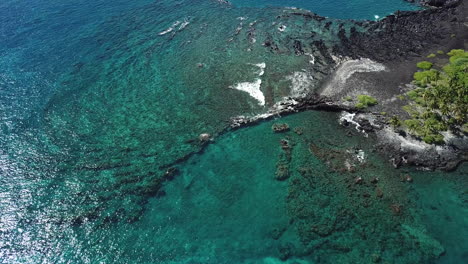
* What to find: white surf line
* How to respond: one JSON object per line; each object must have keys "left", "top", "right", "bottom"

{"left": 158, "top": 20, "right": 181, "bottom": 36}
{"left": 251, "top": 63, "right": 266, "bottom": 76}
{"left": 339, "top": 111, "right": 369, "bottom": 137}
{"left": 178, "top": 18, "right": 190, "bottom": 31}
{"left": 304, "top": 52, "right": 315, "bottom": 64}
{"left": 230, "top": 79, "right": 265, "bottom": 106}
{"left": 230, "top": 63, "right": 267, "bottom": 106}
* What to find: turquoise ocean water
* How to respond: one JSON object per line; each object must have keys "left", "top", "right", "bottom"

{"left": 0, "top": 0, "right": 466, "bottom": 263}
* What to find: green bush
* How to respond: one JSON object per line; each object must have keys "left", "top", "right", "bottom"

{"left": 402, "top": 105, "right": 420, "bottom": 118}
{"left": 416, "top": 61, "right": 433, "bottom": 70}
{"left": 452, "top": 57, "right": 468, "bottom": 66}
{"left": 413, "top": 69, "right": 439, "bottom": 86}
{"left": 437, "top": 50, "right": 444, "bottom": 55}
{"left": 355, "top": 95, "right": 378, "bottom": 109}
{"left": 389, "top": 116, "right": 401, "bottom": 128}
{"left": 423, "top": 134, "right": 444, "bottom": 144}
{"left": 405, "top": 119, "right": 423, "bottom": 133}
{"left": 427, "top": 53, "right": 436, "bottom": 58}
{"left": 343, "top": 96, "right": 352, "bottom": 102}
{"left": 447, "top": 49, "right": 468, "bottom": 63}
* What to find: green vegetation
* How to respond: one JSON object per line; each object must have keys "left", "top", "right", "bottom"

{"left": 343, "top": 96, "right": 352, "bottom": 102}
{"left": 398, "top": 49, "right": 468, "bottom": 144}
{"left": 427, "top": 53, "right": 436, "bottom": 58}
{"left": 437, "top": 50, "right": 444, "bottom": 55}
{"left": 355, "top": 95, "right": 378, "bottom": 109}
{"left": 413, "top": 69, "right": 439, "bottom": 86}
{"left": 389, "top": 116, "right": 401, "bottom": 128}
{"left": 416, "top": 61, "right": 433, "bottom": 70}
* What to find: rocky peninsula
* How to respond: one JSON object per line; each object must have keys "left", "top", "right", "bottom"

{"left": 230, "top": 0, "right": 467, "bottom": 171}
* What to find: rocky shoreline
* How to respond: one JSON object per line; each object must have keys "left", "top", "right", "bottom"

{"left": 146, "top": 0, "right": 466, "bottom": 212}
{"left": 229, "top": 0, "right": 467, "bottom": 171}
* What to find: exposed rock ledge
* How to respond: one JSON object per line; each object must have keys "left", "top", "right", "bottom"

{"left": 229, "top": 94, "right": 467, "bottom": 171}
{"left": 231, "top": 0, "right": 467, "bottom": 171}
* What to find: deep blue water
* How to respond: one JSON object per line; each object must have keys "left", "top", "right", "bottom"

{"left": 1, "top": 0, "right": 467, "bottom": 263}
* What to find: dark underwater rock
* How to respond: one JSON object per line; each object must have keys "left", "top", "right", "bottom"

{"left": 275, "top": 163, "right": 290, "bottom": 181}
{"left": 278, "top": 242, "right": 295, "bottom": 261}
{"left": 272, "top": 123, "right": 290, "bottom": 133}
{"left": 270, "top": 226, "right": 287, "bottom": 240}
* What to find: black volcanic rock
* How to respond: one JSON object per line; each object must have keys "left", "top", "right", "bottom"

{"left": 340, "top": 3, "right": 466, "bottom": 62}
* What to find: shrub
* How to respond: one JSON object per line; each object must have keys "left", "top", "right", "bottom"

{"left": 437, "top": 50, "right": 444, "bottom": 55}
{"left": 343, "top": 96, "right": 352, "bottom": 102}
{"left": 423, "top": 134, "right": 444, "bottom": 144}
{"left": 389, "top": 116, "right": 401, "bottom": 128}
{"left": 416, "top": 61, "right": 433, "bottom": 70}
{"left": 447, "top": 49, "right": 468, "bottom": 64}
{"left": 427, "top": 53, "right": 436, "bottom": 58}
{"left": 406, "top": 88, "right": 426, "bottom": 105}
{"left": 413, "top": 69, "right": 439, "bottom": 86}
{"left": 355, "top": 95, "right": 378, "bottom": 109}
{"left": 405, "top": 119, "right": 423, "bottom": 133}
{"left": 402, "top": 105, "right": 420, "bottom": 118}
{"left": 452, "top": 57, "right": 468, "bottom": 66}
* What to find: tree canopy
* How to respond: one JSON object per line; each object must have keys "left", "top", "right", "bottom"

{"left": 398, "top": 49, "right": 467, "bottom": 144}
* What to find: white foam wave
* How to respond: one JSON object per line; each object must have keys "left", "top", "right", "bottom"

{"left": 339, "top": 112, "right": 368, "bottom": 136}
{"left": 356, "top": 150, "right": 366, "bottom": 163}
{"left": 305, "top": 52, "right": 315, "bottom": 64}
{"left": 230, "top": 79, "right": 265, "bottom": 106}
{"left": 230, "top": 63, "right": 267, "bottom": 106}
{"left": 158, "top": 21, "right": 181, "bottom": 36}
{"left": 252, "top": 63, "right": 266, "bottom": 76}
{"left": 178, "top": 19, "right": 190, "bottom": 31}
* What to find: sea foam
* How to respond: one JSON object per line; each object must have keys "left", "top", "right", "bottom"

{"left": 158, "top": 21, "right": 181, "bottom": 35}
{"left": 231, "top": 79, "right": 265, "bottom": 106}
{"left": 230, "top": 63, "right": 266, "bottom": 106}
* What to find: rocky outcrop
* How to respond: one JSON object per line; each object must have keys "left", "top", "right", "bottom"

{"left": 338, "top": 0, "right": 466, "bottom": 62}
{"left": 406, "top": 0, "right": 462, "bottom": 8}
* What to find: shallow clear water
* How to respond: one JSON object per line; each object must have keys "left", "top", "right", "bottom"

{"left": 1, "top": 0, "right": 467, "bottom": 263}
